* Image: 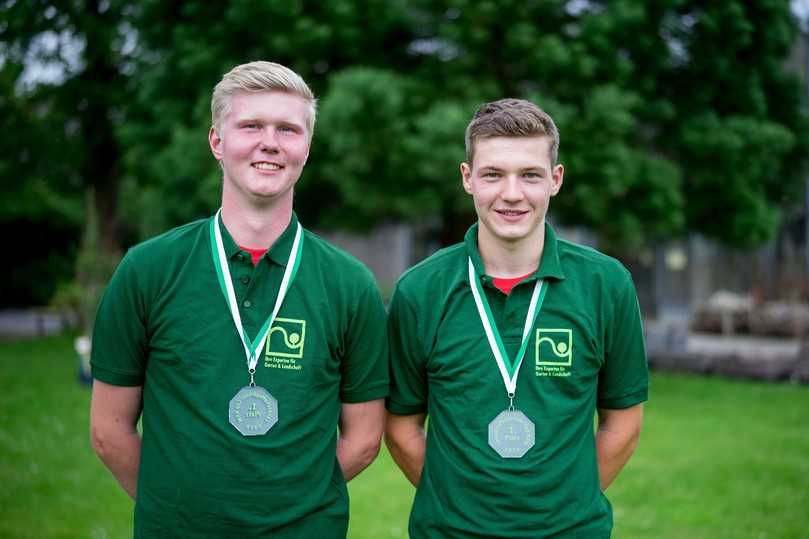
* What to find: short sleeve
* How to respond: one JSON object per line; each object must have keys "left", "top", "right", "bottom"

{"left": 597, "top": 268, "right": 649, "bottom": 409}
{"left": 339, "top": 281, "right": 389, "bottom": 403}
{"left": 90, "top": 250, "right": 148, "bottom": 386}
{"left": 386, "top": 284, "right": 428, "bottom": 415}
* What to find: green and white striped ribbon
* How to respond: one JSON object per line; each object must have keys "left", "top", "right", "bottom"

{"left": 467, "top": 258, "right": 546, "bottom": 396}
{"left": 210, "top": 209, "right": 303, "bottom": 379}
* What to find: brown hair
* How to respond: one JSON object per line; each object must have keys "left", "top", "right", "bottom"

{"left": 464, "top": 98, "right": 559, "bottom": 165}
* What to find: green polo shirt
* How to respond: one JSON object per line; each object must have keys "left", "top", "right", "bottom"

{"left": 387, "top": 223, "right": 648, "bottom": 539}
{"left": 91, "top": 213, "right": 388, "bottom": 539}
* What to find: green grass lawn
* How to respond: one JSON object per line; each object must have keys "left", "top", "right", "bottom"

{"left": 1, "top": 335, "right": 808, "bottom": 538}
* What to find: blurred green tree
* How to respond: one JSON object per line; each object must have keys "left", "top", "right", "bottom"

{"left": 391, "top": 0, "right": 809, "bottom": 249}
{"left": 0, "top": 60, "right": 81, "bottom": 305}
{"left": 0, "top": 0, "right": 133, "bottom": 307}
{"left": 118, "top": 0, "right": 420, "bottom": 236}
{"left": 2, "top": 0, "right": 807, "bottom": 308}
{"left": 129, "top": 0, "right": 803, "bottom": 251}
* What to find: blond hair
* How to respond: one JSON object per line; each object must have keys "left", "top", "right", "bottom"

{"left": 211, "top": 60, "right": 317, "bottom": 136}
{"left": 465, "top": 98, "right": 559, "bottom": 165}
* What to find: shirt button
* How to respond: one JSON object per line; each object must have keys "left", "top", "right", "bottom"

{"left": 240, "top": 275, "right": 250, "bottom": 285}
{"left": 236, "top": 254, "right": 245, "bottom": 262}
{"left": 243, "top": 300, "right": 252, "bottom": 308}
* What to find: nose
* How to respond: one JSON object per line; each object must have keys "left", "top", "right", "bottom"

{"left": 500, "top": 176, "right": 524, "bottom": 202}
{"left": 259, "top": 128, "right": 280, "bottom": 153}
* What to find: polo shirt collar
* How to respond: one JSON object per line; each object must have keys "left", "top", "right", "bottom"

{"left": 216, "top": 211, "right": 300, "bottom": 266}
{"left": 463, "top": 221, "right": 566, "bottom": 281}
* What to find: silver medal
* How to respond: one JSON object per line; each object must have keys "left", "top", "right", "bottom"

{"left": 488, "top": 409, "right": 535, "bottom": 458}
{"left": 228, "top": 386, "right": 279, "bottom": 436}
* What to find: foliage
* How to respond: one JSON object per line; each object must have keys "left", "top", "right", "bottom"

{"left": 2, "top": 336, "right": 808, "bottom": 538}
{"left": 123, "top": 0, "right": 809, "bottom": 250}
{"left": 1, "top": 0, "right": 133, "bottom": 306}
{"left": 0, "top": 56, "right": 83, "bottom": 305}
{"left": 1, "top": 1, "right": 808, "bottom": 305}
{"left": 397, "top": 0, "right": 809, "bottom": 248}
{"left": 316, "top": 67, "right": 473, "bottom": 230}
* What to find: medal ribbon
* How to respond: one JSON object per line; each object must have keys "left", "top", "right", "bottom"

{"left": 468, "top": 258, "right": 547, "bottom": 397}
{"left": 210, "top": 209, "right": 303, "bottom": 380}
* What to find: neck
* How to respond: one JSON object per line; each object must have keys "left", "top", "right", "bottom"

{"left": 220, "top": 193, "right": 293, "bottom": 249}
{"left": 477, "top": 222, "right": 545, "bottom": 278}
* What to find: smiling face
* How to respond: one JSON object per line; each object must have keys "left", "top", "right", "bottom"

{"left": 209, "top": 90, "right": 311, "bottom": 209}
{"left": 461, "top": 135, "right": 564, "bottom": 250}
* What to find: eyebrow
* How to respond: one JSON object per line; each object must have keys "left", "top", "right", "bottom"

{"left": 233, "top": 116, "right": 305, "bottom": 129}
{"left": 479, "top": 165, "right": 548, "bottom": 174}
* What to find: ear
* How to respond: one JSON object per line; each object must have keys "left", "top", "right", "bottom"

{"left": 209, "top": 126, "right": 223, "bottom": 161}
{"left": 302, "top": 138, "right": 312, "bottom": 165}
{"left": 461, "top": 162, "right": 473, "bottom": 194}
{"left": 550, "top": 163, "right": 564, "bottom": 197}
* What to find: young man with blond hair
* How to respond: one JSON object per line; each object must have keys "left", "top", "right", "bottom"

{"left": 385, "top": 98, "right": 648, "bottom": 538}
{"left": 90, "top": 61, "right": 388, "bottom": 538}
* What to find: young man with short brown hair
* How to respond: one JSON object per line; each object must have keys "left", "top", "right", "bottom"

{"left": 386, "top": 98, "right": 647, "bottom": 539}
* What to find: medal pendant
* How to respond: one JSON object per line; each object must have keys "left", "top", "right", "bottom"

{"left": 228, "top": 386, "right": 279, "bottom": 436}
{"left": 488, "top": 409, "right": 535, "bottom": 458}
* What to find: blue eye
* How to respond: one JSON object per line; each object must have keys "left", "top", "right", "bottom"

{"left": 278, "top": 125, "right": 301, "bottom": 134}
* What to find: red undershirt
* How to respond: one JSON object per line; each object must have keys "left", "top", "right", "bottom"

{"left": 240, "top": 246, "right": 268, "bottom": 266}
{"left": 491, "top": 272, "right": 534, "bottom": 295}
{"left": 238, "top": 246, "right": 533, "bottom": 291}
{"left": 239, "top": 245, "right": 532, "bottom": 290}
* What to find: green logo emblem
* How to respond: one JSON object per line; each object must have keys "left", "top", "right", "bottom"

{"left": 265, "top": 318, "right": 306, "bottom": 358}
{"left": 536, "top": 328, "right": 573, "bottom": 367}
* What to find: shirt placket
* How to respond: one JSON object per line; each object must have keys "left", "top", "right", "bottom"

{"left": 502, "top": 278, "right": 538, "bottom": 360}
{"left": 231, "top": 252, "right": 263, "bottom": 340}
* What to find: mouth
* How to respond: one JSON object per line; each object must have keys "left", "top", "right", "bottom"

{"left": 252, "top": 161, "right": 284, "bottom": 171}
{"left": 495, "top": 209, "right": 529, "bottom": 217}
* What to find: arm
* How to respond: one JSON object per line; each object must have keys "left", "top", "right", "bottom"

{"left": 385, "top": 412, "right": 427, "bottom": 487}
{"left": 337, "top": 398, "right": 385, "bottom": 481}
{"left": 596, "top": 403, "right": 643, "bottom": 491}
{"left": 90, "top": 380, "right": 143, "bottom": 499}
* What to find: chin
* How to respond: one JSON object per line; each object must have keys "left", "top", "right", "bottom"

{"left": 253, "top": 184, "right": 296, "bottom": 202}
{"left": 494, "top": 224, "right": 529, "bottom": 238}
{"left": 497, "top": 225, "right": 545, "bottom": 245}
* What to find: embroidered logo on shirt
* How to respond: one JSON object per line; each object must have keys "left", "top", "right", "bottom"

{"left": 264, "top": 318, "right": 306, "bottom": 371}
{"left": 535, "top": 328, "right": 573, "bottom": 377}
